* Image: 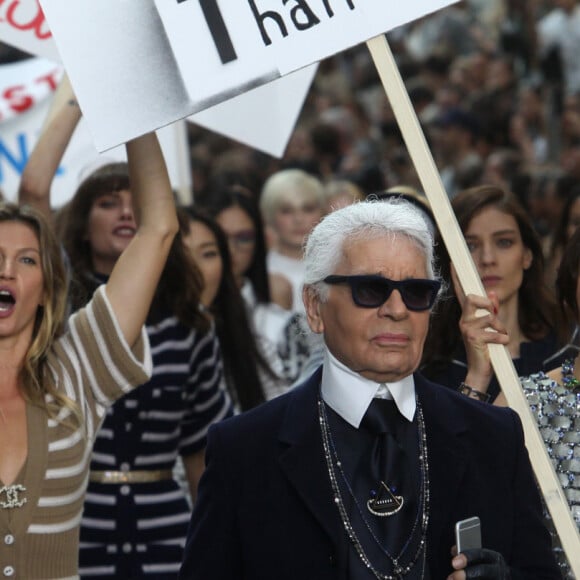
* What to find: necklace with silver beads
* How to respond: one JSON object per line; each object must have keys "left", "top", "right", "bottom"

{"left": 318, "top": 396, "right": 430, "bottom": 579}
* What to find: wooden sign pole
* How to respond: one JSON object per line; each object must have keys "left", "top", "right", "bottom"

{"left": 366, "top": 33, "right": 580, "bottom": 574}
{"left": 171, "top": 120, "right": 193, "bottom": 206}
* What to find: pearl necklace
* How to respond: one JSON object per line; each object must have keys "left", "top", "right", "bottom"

{"left": 318, "top": 397, "right": 430, "bottom": 579}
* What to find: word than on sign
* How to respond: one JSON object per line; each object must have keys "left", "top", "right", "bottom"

{"left": 175, "top": 0, "right": 356, "bottom": 63}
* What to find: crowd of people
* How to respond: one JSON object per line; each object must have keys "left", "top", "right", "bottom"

{"left": 1, "top": 0, "right": 580, "bottom": 577}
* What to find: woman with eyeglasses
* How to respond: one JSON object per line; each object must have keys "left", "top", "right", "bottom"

{"left": 199, "top": 188, "right": 293, "bottom": 364}
{"left": 421, "top": 184, "right": 565, "bottom": 403}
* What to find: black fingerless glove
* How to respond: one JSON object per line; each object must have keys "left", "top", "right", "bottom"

{"left": 462, "top": 548, "right": 512, "bottom": 580}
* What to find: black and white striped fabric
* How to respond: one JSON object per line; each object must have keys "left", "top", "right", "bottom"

{"left": 79, "top": 316, "right": 232, "bottom": 579}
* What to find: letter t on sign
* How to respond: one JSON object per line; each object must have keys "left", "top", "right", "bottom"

{"left": 176, "top": 0, "right": 237, "bottom": 64}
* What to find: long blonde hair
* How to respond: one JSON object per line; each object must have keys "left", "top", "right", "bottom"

{"left": 0, "top": 204, "right": 79, "bottom": 425}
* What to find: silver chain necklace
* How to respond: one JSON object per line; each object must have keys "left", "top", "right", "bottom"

{"left": 318, "top": 397, "right": 430, "bottom": 579}
{"left": 322, "top": 402, "right": 428, "bottom": 562}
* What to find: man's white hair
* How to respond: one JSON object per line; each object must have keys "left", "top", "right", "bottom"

{"left": 303, "top": 198, "right": 438, "bottom": 301}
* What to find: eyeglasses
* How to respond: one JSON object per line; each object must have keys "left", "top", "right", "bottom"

{"left": 226, "top": 231, "right": 256, "bottom": 249}
{"left": 323, "top": 275, "right": 441, "bottom": 311}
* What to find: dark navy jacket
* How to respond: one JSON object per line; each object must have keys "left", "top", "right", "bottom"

{"left": 180, "top": 369, "right": 559, "bottom": 579}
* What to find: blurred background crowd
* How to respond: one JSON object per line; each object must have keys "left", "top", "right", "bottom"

{"left": 1, "top": 0, "right": 580, "bottom": 576}
{"left": 2, "top": 0, "right": 580, "bottom": 280}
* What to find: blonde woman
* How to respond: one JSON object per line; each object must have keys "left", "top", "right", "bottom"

{"left": 0, "top": 132, "right": 177, "bottom": 578}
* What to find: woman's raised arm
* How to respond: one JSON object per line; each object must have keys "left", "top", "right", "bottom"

{"left": 18, "top": 74, "right": 81, "bottom": 220}
{"left": 105, "top": 132, "right": 178, "bottom": 346}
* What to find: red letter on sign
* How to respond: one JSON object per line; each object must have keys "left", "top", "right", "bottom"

{"left": 4, "top": 85, "right": 34, "bottom": 114}
{"left": 36, "top": 69, "right": 60, "bottom": 92}
{"left": 6, "top": 0, "right": 52, "bottom": 40}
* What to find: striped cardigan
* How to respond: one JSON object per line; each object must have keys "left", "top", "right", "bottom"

{"left": 0, "top": 286, "right": 152, "bottom": 579}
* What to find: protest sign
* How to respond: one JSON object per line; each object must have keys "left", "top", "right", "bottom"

{"left": 38, "top": 0, "right": 458, "bottom": 151}
{"left": 0, "top": 0, "right": 58, "bottom": 61}
{"left": 0, "top": 3, "right": 315, "bottom": 160}
{"left": 38, "top": 0, "right": 189, "bottom": 153}
{"left": 0, "top": 57, "right": 191, "bottom": 207}
{"left": 158, "top": 0, "right": 457, "bottom": 95}
{"left": 0, "top": 51, "right": 58, "bottom": 122}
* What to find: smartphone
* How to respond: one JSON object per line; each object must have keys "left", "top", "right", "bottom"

{"left": 455, "top": 516, "right": 482, "bottom": 553}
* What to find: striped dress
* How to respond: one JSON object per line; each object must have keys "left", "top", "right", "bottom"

{"left": 0, "top": 286, "right": 152, "bottom": 580}
{"left": 78, "top": 314, "right": 232, "bottom": 578}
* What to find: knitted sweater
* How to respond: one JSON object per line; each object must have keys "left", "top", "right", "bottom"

{"left": 0, "top": 286, "right": 152, "bottom": 579}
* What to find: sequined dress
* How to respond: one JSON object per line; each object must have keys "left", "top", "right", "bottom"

{"left": 520, "top": 371, "right": 580, "bottom": 577}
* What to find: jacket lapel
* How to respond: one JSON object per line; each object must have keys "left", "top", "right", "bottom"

{"left": 277, "top": 369, "right": 348, "bottom": 575}
{"left": 276, "top": 370, "right": 474, "bottom": 577}
{"left": 415, "top": 375, "right": 471, "bottom": 568}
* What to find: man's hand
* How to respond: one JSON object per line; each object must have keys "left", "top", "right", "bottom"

{"left": 448, "top": 548, "right": 512, "bottom": 579}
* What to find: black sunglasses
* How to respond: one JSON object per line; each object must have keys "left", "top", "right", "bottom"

{"left": 323, "top": 275, "right": 441, "bottom": 311}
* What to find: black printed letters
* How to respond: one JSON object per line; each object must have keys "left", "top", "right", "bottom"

{"left": 177, "top": 0, "right": 237, "bottom": 63}
{"left": 176, "top": 0, "right": 356, "bottom": 60}
{"left": 249, "top": 0, "right": 356, "bottom": 46}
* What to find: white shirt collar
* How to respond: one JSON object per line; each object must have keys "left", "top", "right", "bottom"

{"left": 320, "top": 348, "right": 416, "bottom": 428}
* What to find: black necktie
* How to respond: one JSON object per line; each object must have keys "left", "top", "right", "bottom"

{"left": 325, "top": 399, "right": 426, "bottom": 579}
{"left": 361, "top": 398, "right": 405, "bottom": 515}
{"left": 360, "top": 397, "right": 415, "bottom": 557}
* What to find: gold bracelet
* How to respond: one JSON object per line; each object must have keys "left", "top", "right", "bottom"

{"left": 458, "top": 382, "right": 491, "bottom": 403}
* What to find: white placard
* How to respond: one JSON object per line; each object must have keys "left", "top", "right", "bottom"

{"left": 38, "top": 0, "right": 190, "bottom": 153}
{"left": 38, "top": 0, "right": 458, "bottom": 151}
{"left": 156, "top": 0, "right": 459, "bottom": 99}
{"left": 0, "top": 3, "right": 313, "bottom": 160}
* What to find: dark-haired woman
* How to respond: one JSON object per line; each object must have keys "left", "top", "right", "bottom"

{"left": 199, "top": 188, "right": 294, "bottom": 382}
{"left": 421, "top": 184, "right": 564, "bottom": 402}
{"left": 18, "top": 85, "right": 232, "bottom": 578}
{"left": 181, "top": 206, "right": 288, "bottom": 409}
{"left": 455, "top": 227, "right": 580, "bottom": 577}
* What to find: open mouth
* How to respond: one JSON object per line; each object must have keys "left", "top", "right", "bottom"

{"left": 114, "top": 227, "right": 136, "bottom": 237}
{"left": 0, "top": 289, "right": 15, "bottom": 312}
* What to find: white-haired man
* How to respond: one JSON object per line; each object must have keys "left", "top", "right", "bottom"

{"left": 180, "top": 199, "right": 559, "bottom": 579}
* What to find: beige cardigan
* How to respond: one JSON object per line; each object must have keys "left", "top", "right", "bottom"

{"left": 0, "top": 286, "right": 151, "bottom": 579}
